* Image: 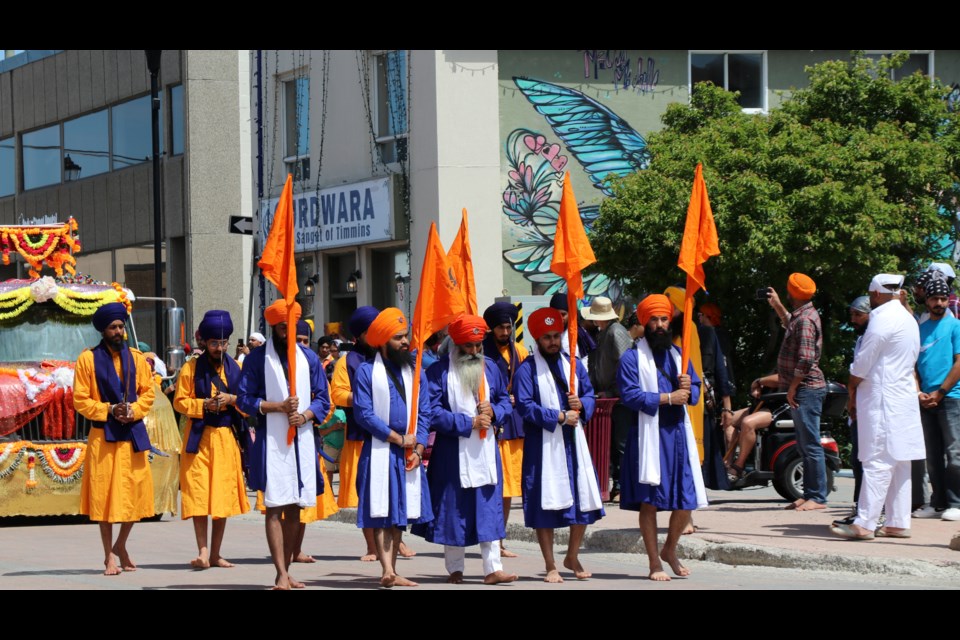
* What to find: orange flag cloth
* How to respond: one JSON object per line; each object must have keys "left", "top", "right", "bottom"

{"left": 447, "top": 209, "right": 478, "bottom": 316}
{"left": 550, "top": 173, "right": 597, "bottom": 388}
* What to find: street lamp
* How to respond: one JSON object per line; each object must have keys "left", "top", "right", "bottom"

{"left": 63, "top": 154, "right": 82, "bottom": 182}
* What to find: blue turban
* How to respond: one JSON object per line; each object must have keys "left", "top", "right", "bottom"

{"left": 198, "top": 310, "right": 233, "bottom": 340}
{"left": 348, "top": 305, "right": 380, "bottom": 339}
{"left": 92, "top": 302, "right": 128, "bottom": 332}
{"left": 549, "top": 292, "right": 568, "bottom": 312}
{"left": 483, "top": 302, "right": 519, "bottom": 330}
{"left": 296, "top": 319, "right": 312, "bottom": 338}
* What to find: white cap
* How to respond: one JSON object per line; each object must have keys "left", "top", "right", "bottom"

{"left": 928, "top": 262, "right": 956, "bottom": 280}
{"left": 249, "top": 332, "right": 266, "bottom": 343}
{"left": 868, "top": 273, "right": 905, "bottom": 293}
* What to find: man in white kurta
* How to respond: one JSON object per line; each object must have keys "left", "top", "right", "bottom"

{"left": 834, "top": 274, "right": 926, "bottom": 539}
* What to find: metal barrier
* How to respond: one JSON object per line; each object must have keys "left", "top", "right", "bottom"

{"left": 585, "top": 397, "right": 617, "bottom": 502}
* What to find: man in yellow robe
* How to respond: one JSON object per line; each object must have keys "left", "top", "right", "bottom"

{"left": 174, "top": 310, "right": 250, "bottom": 569}
{"left": 74, "top": 302, "right": 156, "bottom": 576}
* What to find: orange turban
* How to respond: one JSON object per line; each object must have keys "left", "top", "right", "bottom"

{"left": 699, "top": 302, "right": 722, "bottom": 327}
{"left": 448, "top": 314, "right": 487, "bottom": 345}
{"left": 787, "top": 273, "right": 816, "bottom": 300}
{"left": 366, "top": 307, "right": 408, "bottom": 348}
{"left": 636, "top": 294, "right": 673, "bottom": 326}
{"left": 264, "top": 300, "right": 301, "bottom": 327}
{"left": 528, "top": 307, "right": 564, "bottom": 341}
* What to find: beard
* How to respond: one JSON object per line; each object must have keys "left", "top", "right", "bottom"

{"left": 647, "top": 327, "right": 674, "bottom": 352}
{"left": 206, "top": 350, "right": 223, "bottom": 365}
{"left": 670, "top": 314, "right": 684, "bottom": 337}
{"left": 853, "top": 323, "right": 868, "bottom": 336}
{"left": 272, "top": 333, "right": 286, "bottom": 352}
{"left": 453, "top": 345, "right": 485, "bottom": 395}
{"left": 386, "top": 343, "right": 414, "bottom": 369}
{"left": 356, "top": 339, "right": 376, "bottom": 359}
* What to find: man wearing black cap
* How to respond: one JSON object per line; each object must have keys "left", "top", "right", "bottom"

{"left": 174, "top": 310, "right": 250, "bottom": 569}
{"left": 74, "top": 302, "right": 156, "bottom": 576}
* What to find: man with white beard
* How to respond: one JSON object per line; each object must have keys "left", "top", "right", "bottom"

{"left": 413, "top": 315, "right": 517, "bottom": 584}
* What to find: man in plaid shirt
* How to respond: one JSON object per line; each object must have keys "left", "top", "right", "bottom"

{"left": 754, "top": 273, "right": 828, "bottom": 511}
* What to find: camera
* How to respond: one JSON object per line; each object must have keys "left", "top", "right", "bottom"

{"left": 756, "top": 287, "right": 771, "bottom": 300}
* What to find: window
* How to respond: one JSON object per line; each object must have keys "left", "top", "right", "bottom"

{"left": 374, "top": 50, "right": 408, "bottom": 164}
{"left": 690, "top": 51, "right": 766, "bottom": 112}
{"left": 283, "top": 76, "right": 309, "bottom": 182}
{"left": 112, "top": 94, "right": 162, "bottom": 170}
{"left": 865, "top": 52, "right": 932, "bottom": 81}
{"left": 0, "top": 137, "right": 13, "bottom": 197}
{"left": 171, "top": 84, "right": 185, "bottom": 156}
{"left": 22, "top": 125, "right": 61, "bottom": 190}
{"left": 63, "top": 109, "right": 109, "bottom": 179}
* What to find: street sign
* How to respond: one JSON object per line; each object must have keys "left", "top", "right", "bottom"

{"left": 230, "top": 216, "right": 253, "bottom": 235}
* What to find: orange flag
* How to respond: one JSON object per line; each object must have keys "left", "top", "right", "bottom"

{"left": 407, "top": 223, "right": 467, "bottom": 457}
{"left": 257, "top": 174, "right": 301, "bottom": 444}
{"left": 677, "top": 163, "right": 720, "bottom": 372}
{"left": 447, "top": 209, "right": 478, "bottom": 315}
{"left": 550, "top": 172, "right": 597, "bottom": 388}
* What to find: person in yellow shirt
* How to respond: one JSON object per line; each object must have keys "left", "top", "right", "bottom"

{"left": 482, "top": 302, "right": 528, "bottom": 557}
{"left": 74, "top": 302, "right": 156, "bottom": 576}
{"left": 174, "top": 310, "right": 250, "bottom": 569}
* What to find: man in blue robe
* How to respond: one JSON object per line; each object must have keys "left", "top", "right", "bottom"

{"left": 352, "top": 307, "right": 432, "bottom": 588}
{"left": 515, "top": 307, "right": 604, "bottom": 583}
{"left": 413, "top": 315, "right": 517, "bottom": 584}
{"left": 236, "top": 300, "right": 330, "bottom": 590}
{"left": 616, "top": 294, "right": 707, "bottom": 582}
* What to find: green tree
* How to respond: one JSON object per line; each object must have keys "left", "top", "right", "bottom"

{"left": 593, "top": 52, "right": 960, "bottom": 393}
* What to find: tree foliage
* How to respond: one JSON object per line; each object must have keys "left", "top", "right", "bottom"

{"left": 593, "top": 52, "right": 960, "bottom": 392}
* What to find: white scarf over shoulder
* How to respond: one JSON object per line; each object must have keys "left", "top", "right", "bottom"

{"left": 447, "top": 358, "right": 498, "bottom": 488}
{"left": 531, "top": 348, "right": 602, "bottom": 513}
{"left": 635, "top": 338, "right": 707, "bottom": 509}
{"left": 370, "top": 353, "right": 421, "bottom": 519}
{"left": 263, "top": 338, "right": 315, "bottom": 508}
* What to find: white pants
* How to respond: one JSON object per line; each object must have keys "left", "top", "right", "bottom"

{"left": 854, "top": 448, "right": 911, "bottom": 530}
{"left": 444, "top": 542, "right": 502, "bottom": 576}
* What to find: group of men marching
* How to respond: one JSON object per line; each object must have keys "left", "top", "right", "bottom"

{"left": 72, "top": 291, "right": 707, "bottom": 587}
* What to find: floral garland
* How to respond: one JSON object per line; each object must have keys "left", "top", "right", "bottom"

{"left": 0, "top": 219, "right": 81, "bottom": 278}
{"left": 17, "top": 368, "right": 55, "bottom": 403}
{"left": 25, "top": 453, "right": 37, "bottom": 488}
{"left": 0, "top": 443, "right": 26, "bottom": 479}
{"left": 0, "top": 278, "right": 132, "bottom": 322}
{"left": 34, "top": 443, "right": 85, "bottom": 483}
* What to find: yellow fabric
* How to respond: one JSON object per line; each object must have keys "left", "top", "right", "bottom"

{"left": 330, "top": 356, "right": 351, "bottom": 407}
{"left": 255, "top": 458, "right": 339, "bottom": 522}
{"left": 80, "top": 429, "right": 154, "bottom": 522}
{"left": 499, "top": 439, "right": 524, "bottom": 498}
{"left": 144, "top": 383, "right": 181, "bottom": 515}
{"left": 179, "top": 427, "right": 251, "bottom": 519}
{"left": 74, "top": 346, "right": 157, "bottom": 522}
{"left": 336, "top": 439, "right": 363, "bottom": 508}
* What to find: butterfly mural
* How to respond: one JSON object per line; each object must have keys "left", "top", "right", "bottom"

{"left": 502, "top": 77, "right": 651, "bottom": 302}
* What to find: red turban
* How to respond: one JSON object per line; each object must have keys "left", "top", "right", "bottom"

{"left": 699, "top": 302, "right": 722, "bottom": 327}
{"left": 636, "top": 294, "right": 672, "bottom": 326}
{"left": 264, "top": 299, "right": 301, "bottom": 327}
{"left": 787, "top": 273, "right": 816, "bottom": 300}
{"left": 367, "top": 307, "right": 408, "bottom": 348}
{"left": 448, "top": 314, "right": 487, "bottom": 345}
{"left": 528, "top": 307, "right": 563, "bottom": 341}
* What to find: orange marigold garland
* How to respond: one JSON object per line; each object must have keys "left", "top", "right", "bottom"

{"left": 0, "top": 219, "right": 81, "bottom": 278}
{"left": 35, "top": 443, "right": 85, "bottom": 483}
{"left": 0, "top": 442, "right": 25, "bottom": 479}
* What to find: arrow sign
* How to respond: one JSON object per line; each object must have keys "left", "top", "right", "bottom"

{"left": 230, "top": 216, "right": 254, "bottom": 235}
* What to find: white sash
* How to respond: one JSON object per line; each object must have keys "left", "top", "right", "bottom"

{"left": 263, "top": 338, "right": 316, "bottom": 508}
{"left": 447, "top": 359, "right": 497, "bottom": 488}
{"left": 635, "top": 339, "right": 708, "bottom": 509}
{"left": 370, "top": 353, "right": 421, "bottom": 519}
{"left": 531, "top": 348, "right": 603, "bottom": 512}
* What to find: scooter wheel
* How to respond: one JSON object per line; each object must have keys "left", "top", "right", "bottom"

{"left": 773, "top": 452, "right": 834, "bottom": 502}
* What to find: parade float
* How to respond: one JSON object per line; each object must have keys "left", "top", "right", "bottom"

{"left": 0, "top": 220, "right": 179, "bottom": 517}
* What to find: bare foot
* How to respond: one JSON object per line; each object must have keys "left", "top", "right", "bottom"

{"left": 360, "top": 552, "right": 379, "bottom": 562}
{"left": 103, "top": 557, "right": 122, "bottom": 576}
{"left": 785, "top": 498, "right": 805, "bottom": 510}
{"left": 446, "top": 571, "right": 464, "bottom": 584}
{"left": 273, "top": 575, "right": 293, "bottom": 590}
{"left": 381, "top": 573, "right": 418, "bottom": 587}
{"left": 289, "top": 576, "right": 305, "bottom": 589}
{"left": 649, "top": 569, "right": 671, "bottom": 581}
{"left": 563, "top": 557, "right": 592, "bottom": 580}
{"left": 484, "top": 570, "right": 518, "bottom": 585}
{"left": 293, "top": 552, "right": 316, "bottom": 563}
{"left": 190, "top": 555, "right": 211, "bottom": 570}
{"left": 544, "top": 569, "right": 564, "bottom": 583}
{"left": 659, "top": 549, "right": 690, "bottom": 577}
{"left": 211, "top": 556, "right": 234, "bottom": 568}
{"left": 681, "top": 523, "right": 698, "bottom": 535}
{"left": 500, "top": 547, "right": 519, "bottom": 558}
{"left": 112, "top": 546, "right": 136, "bottom": 571}
{"left": 796, "top": 501, "right": 826, "bottom": 512}
{"left": 398, "top": 541, "right": 416, "bottom": 558}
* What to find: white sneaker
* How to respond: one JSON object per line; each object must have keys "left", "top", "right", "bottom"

{"left": 912, "top": 504, "right": 942, "bottom": 519}
{"left": 941, "top": 508, "right": 960, "bottom": 522}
